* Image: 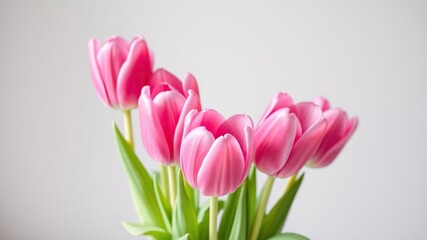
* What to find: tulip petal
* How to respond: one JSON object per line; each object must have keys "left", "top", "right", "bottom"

{"left": 151, "top": 83, "right": 172, "bottom": 98}
{"left": 97, "top": 37, "right": 128, "bottom": 107}
{"left": 276, "top": 118, "right": 327, "bottom": 178}
{"left": 254, "top": 109, "right": 298, "bottom": 176}
{"left": 313, "top": 117, "right": 358, "bottom": 167}
{"left": 258, "top": 92, "right": 294, "bottom": 126}
{"left": 88, "top": 38, "right": 110, "bottom": 106}
{"left": 314, "top": 109, "right": 348, "bottom": 157}
{"left": 241, "top": 126, "right": 254, "bottom": 181}
{"left": 138, "top": 86, "right": 171, "bottom": 164}
{"left": 106, "top": 35, "right": 129, "bottom": 51}
{"left": 150, "top": 69, "right": 184, "bottom": 95}
{"left": 197, "top": 134, "right": 245, "bottom": 196}
{"left": 180, "top": 127, "right": 215, "bottom": 188}
{"left": 186, "top": 109, "right": 225, "bottom": 136}
{"left": 130, "top": 35, "right": 153, "bottom": 68}
{"left": 183, "top": 73, "right": 200, "bottom": 97}
{"left": 173, "top": 90, "right": 202, "bottom": 161}
{"left": 290, "top": 102, "right": 324, "bottom": 132}
{"left": 215, "top": 114, "right": 253, "bottom": 159}
{"left": 129, "top": 35, "right": 144, "bottom": 46}
{"left": 149, "top": 50, "right": 155, "bottom": 70}
{"left": 313, "top": 96, "right": 330, "bottom": 111}
{"left": 117, "top": 38, "right": 152, "bottom": 109}
{"left": 183, "top": 109, "right": 199, "bottom": 138}
{"left": 152, "top": 90, "right": 186, "bottom": 163}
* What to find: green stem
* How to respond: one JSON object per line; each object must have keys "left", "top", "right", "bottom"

{"left": 167, "top": 165, "right": 177, "bottom": 208}
{"left": 160, "top": 165, "right": 170, "bottom": 202}
{"left": 250, "top": 176, "right": 275, "bottom": 240}
{"left": 209, "top": 196, "right": 218, "bottom": 240}
{"left": 123, "top": 110, "right": 134, "bottom": 149}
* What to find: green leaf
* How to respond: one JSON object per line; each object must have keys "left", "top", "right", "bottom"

{"left": 258, "top": 174, "right": 305, "bottom": 240}
{"left": 197, "top": 200, "right": 225, "bottom": 240}
{"left": 183, "top": 170, "right": 199, "bottom": 212}
{"left": 177, "top": 233, "right": 193, "bottom": 240}
{"left": 267, "top": 232, "right": 310, "bottom": 240}
{"left": 229, "top": 182, "right": 248, "bottom": 240}
{"left": 218, "top": 186, "right": 242, "bottom": 239}
{"left": 153, "top": 173, "right": 172, "bottom": 232}
{"left": 172, "top": 171, "right": 198, "bottom": 239}
{"left": 113, "top": 123, "right": 166, "bottom": 228}
{"left": 247, "top": 165, "right": 257, "bottom": 234}
{"left": 122, "top": 222, "right": 171, "bottom": 240}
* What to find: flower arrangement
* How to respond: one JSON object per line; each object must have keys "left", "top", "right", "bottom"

{"left": 88, "top": 35, "right": 358, "bottom": 240}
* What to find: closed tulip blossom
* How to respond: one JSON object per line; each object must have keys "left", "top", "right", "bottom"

{"left": 250, "top": 93, "right": 328, "bottom": 240}
{"left": 180, "top": 109, "right": 254, "bottom": 197}
{"left": 138, "top": 69, "right": 201, "bottom": 165}
{"left": 254, "top": 93, "right": 328, "bottom": 178}
{"left": 308, "top": 97, "right": 358, "bottom": 168}
{"left": 88, "top": 35, "right": 153, "bottom": 109}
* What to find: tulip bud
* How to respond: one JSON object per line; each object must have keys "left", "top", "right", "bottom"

{"left": 180, "top": 109, "right": 254, "bottom": 196}
{"left": 254, "top": 92, "right": 328, "bottom": 178}
{"left": 138, "top": 69, "right": 201, "bottom": 165}
{"left": 88, "top": 35, "right": 153, "bottom": 109}
{"left": 308, "top": 97, "right": 358, "bottom": 168}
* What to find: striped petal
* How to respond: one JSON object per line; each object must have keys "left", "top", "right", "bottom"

{"left": 197, "top": 134, "right": 245, "bottom": 196}
{"left": 185, "top": 109, "right": 225, "bottom": 136}
{"left": 152, "top": 90, "right": 186, "bottom": 163}
{"left": 276, "top": 118, "right": 327, "bottom": 178}
{"left": 313, "top": 96, "right": 330, "bottom": 111}
{"left": 215, "top": 114, "right": 253, "bottom": 158}
{"left": 117, "top": 38, "right": 152, "bottom": 109}
{"left": 97, "top": 37, "right": 128, "bottom": 107}
{"left": 312, "top": 117, "right": 358, "bottom": 167}
{"left": 150, "top": 69, "right": 184, "bottom": 95}
{"left": 254, "top": 109, "right": 298, "bottom": 176}
{"left": 87, "top": 38, "right": 110, "bottom": 106}
{"left": 183, "top": 73, "right": 200, "bottom": 97}
{"left": 180, "top": 127, "right": 215, "bottom": 188}
{"left": 138, "top": 86, "right": 171, "bottom": 164}
{"left": 257, "top": 92, "right": 294, "bottom": 126}
{"left": 173, "top": 90, "right": 201, "bottom": 161}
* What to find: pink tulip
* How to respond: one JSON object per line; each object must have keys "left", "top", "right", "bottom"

{"left": 180, "top": 109, "right": 254, "bottom": 196}
{"left": 88, "top": 35, "right": 153, "bottom": 109}
{"left": 139, "top": 68, "right": 201, "bottom": 165}
{"left": 254, "top": 93, "right": 328, "bottom": 178}
{"left": 308, "top": 97, "right": 358, "bottom": 168}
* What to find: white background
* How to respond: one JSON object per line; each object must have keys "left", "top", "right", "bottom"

{"left": 1, "top": 0, "right": 426, "bottom": 239}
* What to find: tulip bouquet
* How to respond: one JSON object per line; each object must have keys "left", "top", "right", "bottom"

{"left": 88, "top": 35, "right": 358, "bottom": 240}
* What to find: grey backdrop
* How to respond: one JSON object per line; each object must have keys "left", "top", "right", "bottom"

{"left": 1, "top": 0, "right": 426, "bottom": 239}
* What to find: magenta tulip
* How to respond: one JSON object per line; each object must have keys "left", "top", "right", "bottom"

{"left": 254, "top": 93, "right": 328, "bottom": 178}
{"left": 180, "top": 109, "right": 254, "bottom": 196}
{"left": 88, "top": 35, "right": 153, "bottom": 109}
{"left": 139, "top": 69, "right": 201, "bottom": 165}
{"left": 307, "top": 97, "right": 358, "bottom": 168}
